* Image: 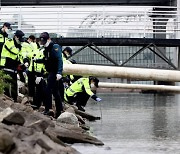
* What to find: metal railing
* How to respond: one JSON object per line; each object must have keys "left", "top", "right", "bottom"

{"left": 0, "top": 5, "right": 178, "bottom": 84}
{"left": 0, "top": 5, "right": 179, "bottom": 38}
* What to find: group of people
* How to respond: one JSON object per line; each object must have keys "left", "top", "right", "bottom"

{"left": 0, "top": 22, "right": 102, "bottom": 118}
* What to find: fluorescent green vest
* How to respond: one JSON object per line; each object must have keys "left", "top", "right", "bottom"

{"left": 29, "top": 48, "right": 45, "bottom": 73}
{"left": 0, "top": 32, "right": 8, "bottom": 53}
{"left": 0, "top": 38, "right": 19, "bottom": 66}
{"left": 65, "top": 78, "right": 94, "bottom": 101}
{"left": 19, "top": 42, "right": 33, "bottom": 63}
{"left": 30, "top": 42, "right": 38, "bottom": 51}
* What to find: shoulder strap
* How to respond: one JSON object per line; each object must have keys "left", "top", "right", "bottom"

{"left": 4, "top": 45, "right": 17, "bottom": 55}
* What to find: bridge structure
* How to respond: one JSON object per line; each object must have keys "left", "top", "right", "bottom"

{"left": 0, "top": 0, "right": 180, "bottom": 85}
{"left": 0, "top": 0, "right": 174, "bottom": 6}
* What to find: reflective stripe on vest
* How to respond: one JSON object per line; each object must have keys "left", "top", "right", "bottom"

{"left": 0, "top": 56, "right": 6, "bottom": 66}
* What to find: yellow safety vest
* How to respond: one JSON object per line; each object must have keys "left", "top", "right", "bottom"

{"left": 30, "top": 42, "right": 38, "bottom": 51}
{"left": 0, "top": 32, "right": 8, "bottom": 53}
{"left": 29, "top": 48, "right": 45, "bottom": 73}
{"left": 19, "top": 42, "right": 33, "bottom": 63}
{"left": 0, "top": 38, "right": 19, "bottom": 66}
{"left": 65, "top": 78, "right": 94, "bottom": 101}
{"left": 0, "top": 30, "right": 8, "bottom": 43}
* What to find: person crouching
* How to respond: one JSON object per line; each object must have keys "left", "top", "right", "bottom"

{"left": 64, "top": 76, "right": 102, "bottom": 112}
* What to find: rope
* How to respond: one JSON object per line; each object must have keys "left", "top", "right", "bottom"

{"left": 99, "top": 101, "right": 102, "bottom": 120}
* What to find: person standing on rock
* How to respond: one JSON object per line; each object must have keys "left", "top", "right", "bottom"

{"left": 28, "top": 47, "right": 46, "bottom": 109}
{"left": 38, "top": 32, "right": 63, "bottom": 118}
{"left": 0, "top": 30, "right": 25, "bottom": 102}
{"left": 0, "top": 22, "right": 12, "bottom": 58}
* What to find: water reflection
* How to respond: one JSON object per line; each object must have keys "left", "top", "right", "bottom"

{"left": 175, "top": 94, "right": 180, "bottom": 117}
{"left": 153, "top": 94, "right": 168, "bottom": 139}
{"left": 73, "top": 93, "right": 180, "bottom": 154}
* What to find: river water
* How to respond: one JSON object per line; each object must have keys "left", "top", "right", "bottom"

{"left": 72, "top": 93, "right": 180, "bottom": 154}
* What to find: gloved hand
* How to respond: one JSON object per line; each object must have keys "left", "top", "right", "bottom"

{"left": 96, "top": 97, "right": 102, "bottom": 102}
{"left": 56, "top": 74, "right": 62, "bottom": 81}
{"left": 17, "top": 74, "right": 20, "bottom": 80}
{"left": 35, "top": 77, "right": 43, "bottom": 84}
{"left": 23, "top": 72, "right": 27, "bottom": 77}
{"left": 24, "top": 62, "right": 29, "bottom": 68}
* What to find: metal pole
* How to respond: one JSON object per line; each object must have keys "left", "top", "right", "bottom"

{"left": 63, "top": 64, "right": 180, "bottom": 82}
{"left": 60, "top": 5, "right": 63, "bottom": 37}
{"left": 18, "top": 7, "right": 22, "bottom": 30}
{"left": 98, "top": 82, "right": 180, "bottom": 93}
{"left": 57, "top": 5, "right": 60, "bottom": 37}
{"left": 177, "top": 1, "right": 180, "bottom": 68}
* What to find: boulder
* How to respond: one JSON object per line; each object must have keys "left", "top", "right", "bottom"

{"left": 27, "top": 120, "right": 50, "bottom": 132}
{"left": 21, "top": 97, "right": 29, "bottom": 105}
{"left": 57, "top": 112, "right": 79, "bottom": 127}
{"left": 48, "top": 125, "right": 104, "bottom": 145}
{"left": 0, "top": 107, "right": 14, "bottom": 122}
{"left": 0, "top": 132, "right": 15, "bottom": 153}
{"left": 10, "top": 103, "right": 34, "bottom": 113}
{"left": 0, "top": 98, "right": 13, "bottom": 109}
{"left": 2, "top": 112, "right": 25, "bottom": 126}
{"left": 65, "top": 106, "right": 75, "bottom": 114}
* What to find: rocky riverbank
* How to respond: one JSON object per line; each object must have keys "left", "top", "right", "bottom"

{"left": 0, "top": 95, "right": 104, "bottom": 154}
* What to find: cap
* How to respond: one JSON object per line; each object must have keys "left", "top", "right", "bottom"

{"left": 39, "top": 32, "right": 49, "bottom": 45}
{"left": 3, "top": 22, "right": 12, "bottom": 30}
{"left": 63, "top": 47, "right": 72, "bottom": 55}
{"left": 89, "top": 76, "right": 99, "bottom": 88}
{"left": 14, "top": 30, "right": 25, "bottom": 42}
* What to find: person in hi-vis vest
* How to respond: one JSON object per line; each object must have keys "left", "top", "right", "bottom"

{"left": 0, "top": 22, "right": 12, "bottom": 58}
{"left": 64, "top": 77, "right": 102, "bottom": 112}
{"left": 0, "top": 30, "right": 25, "bottom": 102}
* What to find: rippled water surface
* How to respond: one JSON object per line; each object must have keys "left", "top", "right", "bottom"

{"left": 72, "top": 93, "right": 180, "bottom": 154}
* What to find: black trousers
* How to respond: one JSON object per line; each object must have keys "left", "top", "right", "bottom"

{"left": 44, "top": 72, "right": 63, "bottom": 115}
{"left": 3, "top": 70, "right": 17, "bottom": 102}
{"left": 28, "top": 71, "right": 46, "bottom": 109}
{"left": 67, "top": 90, "right": 90, "bottom": 107}
{"left": 27, "top": 71, "right": 35, "bottom": 97}
{"left": 33, "top": 79, "right": 46, "bottom": 109}
{"left": 58, "top": 79, "right": 64, "bottom": 101}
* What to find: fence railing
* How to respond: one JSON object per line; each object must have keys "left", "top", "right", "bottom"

{"left": 0, "top": 5, "right": 179, "bottom": 38}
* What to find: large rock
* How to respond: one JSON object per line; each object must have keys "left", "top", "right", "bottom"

{"left": 57, "top": 112, "right": 79, "bottom": 127}
{"left": 48, "top": 125, "right": 104, "bottom": 145}
{"left": 0, "top": 96, "right": 13, "bottom": 108}
{"left": 65, "top": 107, "right": 75, "bottom": 114}
{"left": 0, "top": 95, "right": 103, "bottom": 153}
{"left": 0, "top": 107, "right": 14, "bottom": 122}
{"left": 0, "top": 132, "right": 15, "bottom": 153}
{"left": 27, "top": 120, "right": 50, "bottom": 132}
{"left": 10, "top": 102, "right": 34, "bottom": 113}
{"left": 21, "top": 97, "right": 29, "bottom": 105}
{"left": 2, "top": 112, "right": 25, "bottom": 126}
{"left": 13, "top": 132, "right": 81, "bottom": 154}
